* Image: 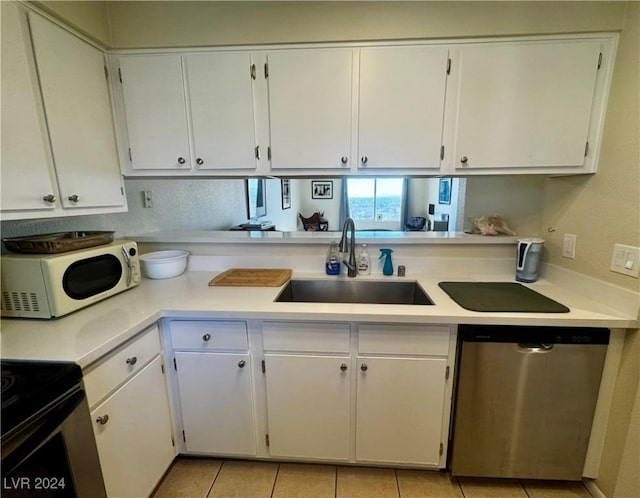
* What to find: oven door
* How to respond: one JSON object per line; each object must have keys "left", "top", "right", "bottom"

{"left": 1, "top": 387, "right": 106, "bottom": 498}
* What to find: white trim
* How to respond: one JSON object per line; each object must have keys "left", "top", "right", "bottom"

{"left": 108, "top": 32, "right": 618, "bottom": 56}
{"left": 583, "top": 328, "right": 625, "bottom": 479}
{"left": 584, "top": 478, "right": 608, "bottom": 498}
{"left": 18, "top": 0, "right": 108, "bottom": 52}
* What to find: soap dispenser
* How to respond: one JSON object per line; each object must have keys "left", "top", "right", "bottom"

{"left": 357, "top": 244, "right": 371, "bottom": 275}
{"left": 326, "top": 242, "right": 341, "bottom": 276}
{"left": 379, "top": 248, "right": 394, "bottom": 276}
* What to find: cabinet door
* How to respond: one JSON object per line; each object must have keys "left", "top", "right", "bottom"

{"left": 0, "top": 3, "right": 58, "bottom": 213}
{"left": 175, "top": 352, "right": 256, "bottom": 455}
{"left": 264, "top": 354, "right": 351, "bottom": 460}
{"left": 91, "top": 356, "right": 175, "bottom": 498}
{"left": 448, "top": 40, "right": 601, "bottom": 170}
{"left": 356, "top": 356, "right": 447, "bottom": 465}
{"left": 29, "top": 13, "right": 124, "bottom": 209}
{"left": 267, "top": 49, "right": 353, "bottom": 170}
{"left": 358, "top": 46, "right": 448, "bottom": 170}
{"left": 119, "top": 55, "right": 191, "bottom": 170}
{"left": 185, "top": 53, "right": 257, "bottom": 170}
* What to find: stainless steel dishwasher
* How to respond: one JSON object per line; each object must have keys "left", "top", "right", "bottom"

{"left": 451, "top": 325, "right": 609, "bottom": 480}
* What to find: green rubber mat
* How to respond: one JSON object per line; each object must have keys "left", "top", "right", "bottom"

{"left": 438, "top": 282, "right": 570, "bottom": 313}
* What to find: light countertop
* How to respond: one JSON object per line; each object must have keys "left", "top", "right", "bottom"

{"left": 1, "top": 270, "right": 637, "bottom": 370}
{"left": 130, "top": 230, "right": 519, "bottom": 245}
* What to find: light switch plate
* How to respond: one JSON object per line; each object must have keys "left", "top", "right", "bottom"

{"left": 610, "top": 244, "right": 640, "bottom": 278}
{"left": 143, "top": 190, "right": 153, "bottom": 208}
{"left": 562, "top": 234, "right": 577, "bottom": 259}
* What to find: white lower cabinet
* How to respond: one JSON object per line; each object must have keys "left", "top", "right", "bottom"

{"left": 355, "top": 356, "right": 448, "bottom": 465}
{"left": 166, "top": 319, "right": 455, "bottom": 468}
{"left": 174, "top": 352, "right": 256, "bottom": 455}
{"left": 167, "top": 320, "right": 257, "bottom": 456}
{"left": 264, "top": 354, "right": 351, "bottom": 460}
{"left": 90, "top": 355, "right": 175, "bottom": 498}
{"left": 355, "top": 324, "right": 454, "bottom": 467}
{"left": 86, "top": 325, "right": 175, "bottom": 498}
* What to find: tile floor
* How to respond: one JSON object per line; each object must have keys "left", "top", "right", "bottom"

{"left": 152, "top": 458, "right": 594, "bottom": 498}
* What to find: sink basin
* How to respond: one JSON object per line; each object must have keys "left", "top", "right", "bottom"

{"left": 275, "top": 279, "right": 434, "bottom": 305}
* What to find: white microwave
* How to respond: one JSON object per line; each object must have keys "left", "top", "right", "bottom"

{"left": 1, "top": 240, "right": 141, "bottom": 319}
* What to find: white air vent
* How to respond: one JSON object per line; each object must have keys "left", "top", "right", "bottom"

{"left": 1, "top": 291, "right": 41, "bottom": 312}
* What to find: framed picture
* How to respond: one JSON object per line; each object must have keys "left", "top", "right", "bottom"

{"left": 281, "top": 179, "right": 291, "bottom": 210}
{"left": 438, "top": 178, "right": 451, "bottom": 205}
{"left": 312, "top": 180, "right": 333, "bottom": 199}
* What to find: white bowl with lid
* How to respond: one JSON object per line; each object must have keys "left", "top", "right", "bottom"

{"left": 139, "top": 250, "right": 189, "bottom": 279}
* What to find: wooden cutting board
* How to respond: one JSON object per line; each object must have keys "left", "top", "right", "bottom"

{"left": 209, "top": 268, "right": 292, "bottom": 287}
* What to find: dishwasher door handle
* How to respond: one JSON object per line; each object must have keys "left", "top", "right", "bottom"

{"left": 516, "top": 343, "right": 554, "bottom": 353}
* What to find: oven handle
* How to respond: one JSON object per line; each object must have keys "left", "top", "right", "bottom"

{"left": 1, "top": 389, "right": 85, "bottom": 476}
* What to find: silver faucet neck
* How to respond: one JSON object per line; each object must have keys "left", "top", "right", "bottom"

{"left": 339, "top": 218, "right": 358, "bottom": 277}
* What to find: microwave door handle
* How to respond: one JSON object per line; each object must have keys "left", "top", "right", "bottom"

{"left": 121, "top": 247, "right": 132, "bottom": 287}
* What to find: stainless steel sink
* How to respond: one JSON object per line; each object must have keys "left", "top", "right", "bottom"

{"left": 275, "top": 279, "right": 433, "bottom": 305}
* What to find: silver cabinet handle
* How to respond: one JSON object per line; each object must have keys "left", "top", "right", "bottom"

{"left": 238, "top": 360, "right": 246, "bottom": 368}
{"left": 177, "top": 157, "right": 186, "bottom": 165}
{"left": 340, "top": 363, "right": 348, "bottom": 371}
{"left": 340, "top": 156, "right": 348, "bottom": 164}
{"left": 42, "top": 194, "right": 56, "bottom": 203}
{"left": 202, "top": 333, "right": 211, "bottom": 342}
{"left": 360, "top": 363, "right": 368, "bottom": 372}
{"left": 126, "top": 356, "right": 137, "bottom": 365}
{"left": 361, "top": 156, "right": 368, "bottom": 165}
{"left": 68, "top": 194, "right": 79, "bottom": 202}
{"left": 196, "top": 158, "right": 204, "bottom": 166}
{"left": 460, "top": 156, "right": 468, "bottom": 164}
{"left": 96, "top": 415, "right": 109, "bottom": 425}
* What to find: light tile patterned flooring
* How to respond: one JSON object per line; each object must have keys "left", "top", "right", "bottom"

{"left": 152, "top": 458, "right": 594, "bottom": 498}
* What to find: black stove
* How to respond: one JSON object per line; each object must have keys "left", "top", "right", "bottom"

{"left": 1, "top": 360, "right": 82, "bottom": 441}
{"left": 0, "top": 359, "right": 106, "bottom": 498}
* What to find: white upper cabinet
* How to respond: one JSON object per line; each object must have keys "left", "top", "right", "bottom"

{"left": 185, "top": 53, "right": 257, "bottom": 170}
{"left": 29, "top": 13, "right": 125, "bottom": 210}
{"left": 266, "top": 49, "right": 354, "bottom": 171}
{"left": 109, "top": 34, "right": 616, "bottom": 178}
{"left": 1, "top": 5, "right": 126, "bottom": 220}
{"left": 119, "top": 55, "right": 191, "bottom": 171}
{"left": 0, "top": 2, "right": 57, "bottom": 214}
{"left": 443, "top": 39, "right": 608, "bottom": 173}
{"left": 117, "top": 52, "right": 258, "bottom": 174}
{"left": 357, "top": 46, "right": 449, "bottom": 171}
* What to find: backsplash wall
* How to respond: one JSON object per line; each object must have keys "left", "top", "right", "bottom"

{"left": 0, "top": 178, "right": 247, "bottom": 241}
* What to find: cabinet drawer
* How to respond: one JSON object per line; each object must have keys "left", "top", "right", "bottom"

{"left": 358, "top": 324, "right": 450, "bottom": 356}
{"left": 263, "top": 322, "right": 350, "bottom": 353}
{"left": 170, "top": 320, "right": 248, "bottom": 351}
{"left": 84, "top": 325, "right": 161, "bottom": 408}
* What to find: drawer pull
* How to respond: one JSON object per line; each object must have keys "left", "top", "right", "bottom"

{"left": 126, "top": 356, "right": 137, "bottom": 366}
{"left": 340, "top": 363, "right": 348, "bottom": 371}
{"left": 202, "top": 333, "right": 211, "bottom": 342}
{"left": 237, "top": 360, "right": 246, "bottom": 368}
{"left": 360, "top": 363, "right": 368, "bottom": 372}
{"left": 96, "top": 414, "right": 109, "bottom": 425}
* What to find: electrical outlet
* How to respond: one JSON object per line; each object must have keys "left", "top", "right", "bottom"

{"left": 143, "top": 190, "right": 153, "bottom": 208}
{"left": 562, "top": 234, "right": 577, "bottom": 259}
{"left": 610, "top": 244, "right": 640, "bottom": 278}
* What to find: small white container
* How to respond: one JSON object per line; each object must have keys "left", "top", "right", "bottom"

{"left": 139, "top": 250, "right": 189, "bottom": 279}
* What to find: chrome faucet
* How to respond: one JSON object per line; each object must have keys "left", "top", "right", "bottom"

{"left": 339, "top": 217, "right": 358, "bottom": 277}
